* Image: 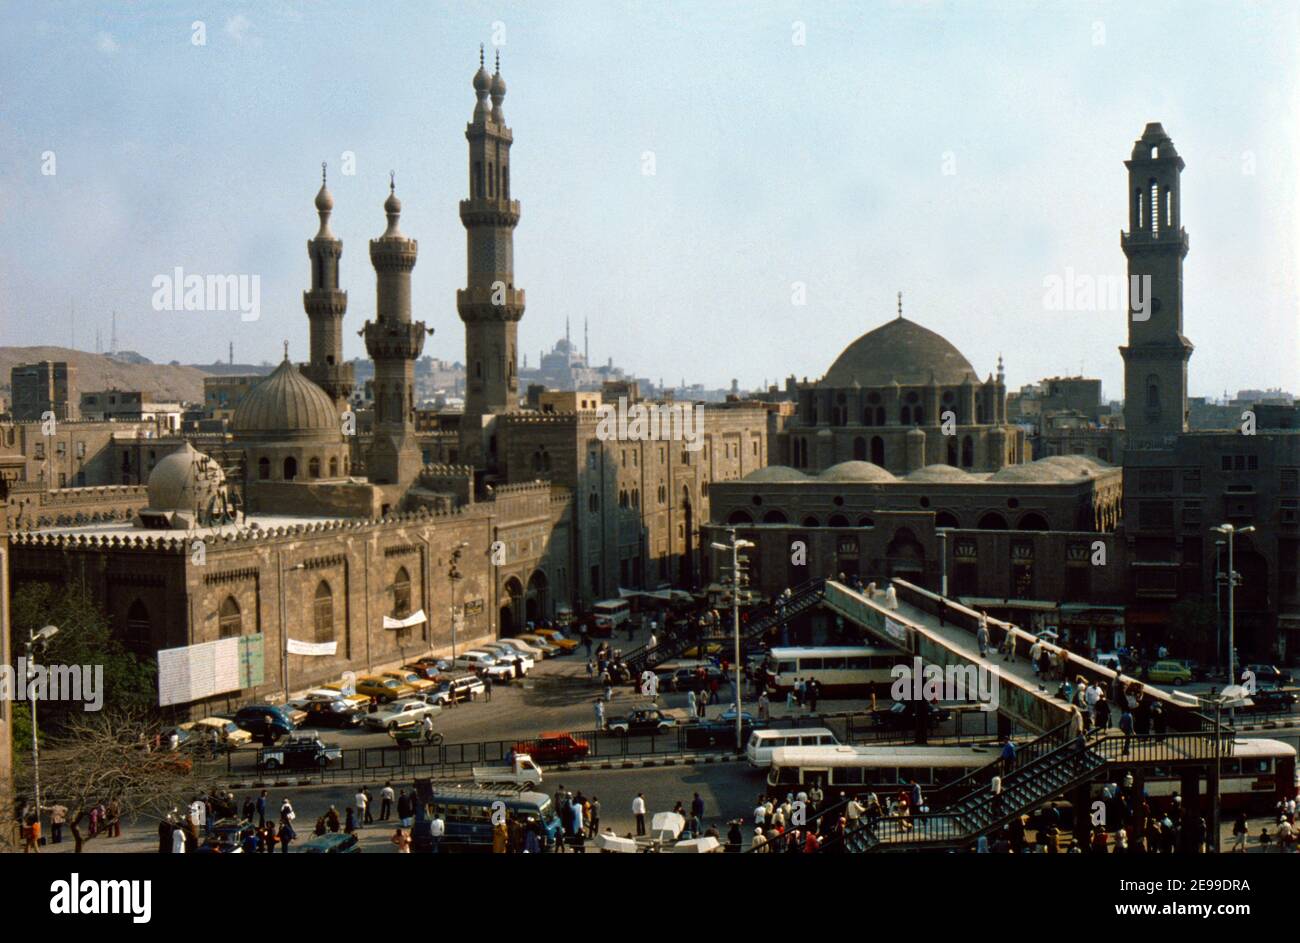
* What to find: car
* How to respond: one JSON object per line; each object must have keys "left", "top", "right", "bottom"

{"left": 512, "top": 732, "right": 590, "bottom": 764}
{"left": 318, "top": 683, "right": 374, "bottom": 709}
{"left": 478, "top": 643, "right": 534, "bottom": 675}
{"left": 605, "top": 706, "right": 677, "bottom": 736}
{"left": 364, "top": 698, "right": 443, "bottom": 732}
{"left": 872, "top": 700, "right": 952, "bottom": 730}
{"left": 452, "top": 651, "right": 499, "bottom": 673}
{"left": 684, "top": 717, "right": 765, "bottom": 749}
{"left": 497, "top": 637, "right": 546, "bottom": 659}
{"left": 404, "top": 661, "right": 449, "bottom": 682}
{"left": 355, "top": 675, "right": 415, "bottom": 703}
{"left": 180, "top": 717, "right": 253, "bottom": 752}
{"left": 426, "top": 673, "right": 485, "bottom": 705}
{"left": 233, "top": 705, "right": 296, "bottom": 742}
{"left": 1240, "top": 688, "right": 1298, "bottom": 712}
{"left": 1144, "top": 660, "right": 1193, "bottom": 686}
{"left": 532, "top": 629, "right": 579, "bottom": 653}
{"left": 197, "top": 818, "right": 259, "bottom": 854}
{"left": 384, "top": 670, "right": 436, "bottom": 695}
{"left": 717, "top": 707, "right": 757, "bottom": 726}
{"left": 518, "top": 634, "right": 561, "bottom": 657}
{"left": 1243, "top": 664, "right": 1293, "bottom": 690}
{"left": 257, "top": 733, "right": 343, "bottom": 771}
{"left": 299, "top": 699, "right": 366, "bottom": 729}
{"left": 297, "top": 832, "right": 362, "bottom": 853}
{"left": 656, "top": 665, "right": 726, "bottom": 692}
{"left": 679, "top": 642, "right": 724, "bottom": 659}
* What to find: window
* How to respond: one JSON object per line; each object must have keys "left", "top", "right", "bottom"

{"left": 218, "top": 596, "right": 242, "bottom": 639}
{"left": 392, "top": 567, "right": 412, "bottom": 641}
{"left": 309, "top": 456, "right": 321, "bottom": 478}
{"left": 258, "top": 456, "right": 270, "bottom": 480}
{"left": 329, "top": 456, "right": 339, "bottom": 477}
{"left": 76, "top": 441, "right": 86, "bottom": 458}
{"left": 283, "top": 456, "right": 298, "bottom": 481}
{"left": 314, "top": 581, "right": 334, "bottom": 644}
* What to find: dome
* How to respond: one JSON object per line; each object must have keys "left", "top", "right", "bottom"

{"left": 906, "top": 464, "right": 971, "bottom": 483}
{"left": 821, "top": 317, "right": 978, "bottom": 388}
{"left": 473, "top": 64, "right": 492, "bottom": 92}
{"left": 231, "top": 357, "right": 339, "bottom": 440}
{"left": 819, "top": 461, "right": 897, "bottom": 484}
{"left": 147, "top": 441, "right": 226, "bottom": 513}
{"left": 989, "top": 459, "right": 1082, "bottom": 484}
{"left": 314, "top": 183, "right": 333, "bottom": 213}
{"left": 490, "top": 70, "right": 506, "bottom": 97}
{"left": 743, "top": 465, "right": 811, "bottom": 483}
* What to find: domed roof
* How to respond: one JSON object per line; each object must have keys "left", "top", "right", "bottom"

{"left": 988, "top": 459, "right": 1085, "bottom": 484}
{"left": 147, "top": 441, "right": 226, "bottom": 512}
{"left": 819, "top": 461, "right": 897, "bottom": 484}
{"left": 821, "top": 317, "right": 978, "bottom": 388}
{"left": 231, "top": 357, "right": 339, "bottom": 440}
{"left": 906, "top": 464, "right": 971, "bottom": 483}
{"left": 743, "top": 465, "right": 811, "bottom": 483}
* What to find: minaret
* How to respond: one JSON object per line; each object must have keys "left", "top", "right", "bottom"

{"left": 303, "top": 163, "right": 354, "bottom": 411}
{"left": 458, "top": 47, "right": 524, "bottom": 469}
{"left": 1120, "top": 122, "right": 1193, "bottom": 446}
{"left": 364, "top": 175, "right": 428, "bottom": 487}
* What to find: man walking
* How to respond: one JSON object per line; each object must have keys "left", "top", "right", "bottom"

{"left": 976, "top": 613, "right": 989, "bottom": 659}
{"left": 691, "top": 792, "right": 705, "bottom": 829}
{"left": 355, "top": 787, "right": 370, "bottom": 827}
{"left": 380, "top": 782, "right": 395, "bottom": 821}
{"left": 483, "top": 674, "right": 493, "bottom": 702}
{"left": 256, "top": 790, "right": 267, "bottom": 828}
{"left": 632, "top": 793, "right": 647, "bottom": 837}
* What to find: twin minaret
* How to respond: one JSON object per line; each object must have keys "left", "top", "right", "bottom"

{"left": 303, "top": 48, "right": 522, "bottom": 486}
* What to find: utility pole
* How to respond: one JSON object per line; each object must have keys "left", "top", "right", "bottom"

{"left": 1212, "top": 524, "right": 1254, "bottom": 686}
{"left": 712, "top": 529, "right": 753, "bottom": 751}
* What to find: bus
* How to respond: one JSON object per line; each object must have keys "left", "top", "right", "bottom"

{"left": 592, "top": 598, "right": 631, "bottom": 636}
{"left": 766, "top": 743, "right": 1002, "bottom": 791}
{"left": 763, "top": 646, "right": 898, "bottom": 696}
{"left": 410, "top": 781, "right": 563, "bottom": 852}
{"left": 1142, "top": 737, "right": 1298, "bottom": 812}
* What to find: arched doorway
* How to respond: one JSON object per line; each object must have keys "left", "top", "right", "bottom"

{"left": 886, "top": 527, "right": 926, "bottom": 579}
{"left": 525, "top": 570, "right": 548, "bottom": 625}
{"left": 680, "top": 486, "right": 695, "bottom": 587}
{"left": 501, "top": 577, "right": 524, "bottom": 635}
{"left": 283, "top": 456, "right": 298, "bottom": 481}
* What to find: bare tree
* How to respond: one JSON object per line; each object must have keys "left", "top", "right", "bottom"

{"left": 35, "top": 710, "right": 203, "bottom": 853}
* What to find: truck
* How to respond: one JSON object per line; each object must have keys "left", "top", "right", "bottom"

{"left": 472, "top": 753, "right": 544, "bottom": 788}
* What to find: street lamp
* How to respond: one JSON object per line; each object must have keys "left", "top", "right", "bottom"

{"left": 277, "top": 557, "right": 306, "bottom": 704}
{"left": 449, "top": 542, "right": 468, "bottom": 659}
{"left": 1213, "top": 539, "right": 1225, "bottom": 680}
{"left": 1197, "top": 685, "right": 1251, "bottom": 853}
{"left": 937, "top": 529, "right": 949, "bottom": 598}
{"left": 26, "top": 625, "right": 59, "bottom": 837}
{"left": 1211, "top": 524, "right": 1254, "bottom": 687}
{"left": 712, "top": 530, "right": 754, "bottom": 751}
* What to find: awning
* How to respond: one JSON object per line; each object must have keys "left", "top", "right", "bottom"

{"left": 383, "top": 609, "right": 427, "bottom": 630}
{"left": 958, "top": 597, "right": 1058, "bottom": 612}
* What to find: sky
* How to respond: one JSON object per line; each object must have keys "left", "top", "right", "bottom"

{"left": 0, "top": 0, "right": 1296, "bottom": 402}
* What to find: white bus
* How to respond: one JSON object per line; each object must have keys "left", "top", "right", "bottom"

{"left": 763, "top": 646, "right": 898, "bottom": 696}
{"left": 592, "top": 598, "right": 631, "bottom": 635}
{"left": 766, "top": 743, "right": 1000, "bottom": 791}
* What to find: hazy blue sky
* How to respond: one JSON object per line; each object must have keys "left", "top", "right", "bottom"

{"left": 1, "top": 1, "right": 1296, "bottom": 401}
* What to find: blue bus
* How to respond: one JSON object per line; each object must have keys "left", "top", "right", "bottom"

{"left": 411, "top": 780, "right": 563, "bottom": 853}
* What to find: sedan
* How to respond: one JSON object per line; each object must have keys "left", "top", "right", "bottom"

{"left": 364, "top": 698, "right": 443, "bottom": 732}
{"left": 518, "top": 634, "right": 561, "bottom": 657}
{"left": 299, "top": 699, "right": 365, "bottom": 729}
{"left": 497, "top": 637, "right": 546, "bottom": 659}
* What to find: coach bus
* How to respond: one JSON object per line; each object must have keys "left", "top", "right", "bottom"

{"left": 762, "top": 646, "right": 898, "bottom": 696}
{"left": 410, "top": 781, "right": 563, "bottom": 853}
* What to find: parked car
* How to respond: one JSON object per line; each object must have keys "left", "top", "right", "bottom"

{"left": 656, "top": 664, "right": 726, "bottom": 692}
{"left": 290, "top": 688, "right": 367, "bottom": 711}
{"left": 684, "top": 717, "right": 765, "bottom": 749}
{"left": 180, "top": 717, "right": 253, "bottom": 752}
{"left": 299, "top": 699, "right": 365, "bottom": 729}
{"left": 1240, "top": 688, "right": 1298, "bottom": 712}
{"left": 233, "top": 705, "right": 296, "bottom": 743}
{"left": 426, "top": 673, "right": 485, "bottom": 705}
{"left": 1144, "top": 660, "right": 1193, "bottom": 686}
{"left": 297, "top": 832, "right": 362, "bottom": 853}
{"left": 872, "top": 700, "right": 951, "bottom": 730}
{"left": 1243, "top": 664, "right": 1293, "bottom": 690}
{"left": 384, "top": 670, "right": 436, "bottom": 696}
{"left": 355, "top": 675, "right": 415, "bottom": 704}
{"left": 532, "top": 629, "right": 579, "bottom": 653}
{"left": 364, "top": 698, "right": 443, "bottom": 732}
{"left": 256, "top": 733, "right": 343, "bottom": 771}
{"left": 518, "top": 634, "right": 561, "bottom": 657}
{"left": 405, "top": 661, "right": 450, "bottom": 682}
{"left": 496, "top": 637, "right": 546, "bottom": 659}
{"left": 512, "top": 732, "right": 590, "bottom": 764}
{"left": 197, "top": 818, "right": 258, "bottom": 853}
{"left": 452, "top": 651, "right": 499, "bottom": 673}
{"left": 478, "top": 643, "right": 534, "bottom": 675}
{"left": 605, "top": 706, "right": 677, "bottom": 736}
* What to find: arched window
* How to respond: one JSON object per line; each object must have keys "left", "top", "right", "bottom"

{"left": 392, "top": 567, "right": 411, "bottom": 618}
{"left": 1146, "top": 375, "right": 1160, "bottom": 411}
{"left": 977, "top": 511, "right": 1008, "bottom": 530}
{"left": 801, "top": 515, "right": 820, "bottom": 528}
{"left": 853, "top": 437, "right": 867, "bottom": 461}
{"left": 961, "top": 435, "right": 974, "bottom": 468}
{"left": 870, "top": 436, "right": 885, "bottom": 466}
{"left": 762, "top": 510, "right": 788, "bottom": 524}
{"left": 283, "top": 456, "right": 298, "bottom": 481}
{"left": 309, "top": 456, "right": 321, "bottom": 479}
{"left": 828, "top": 514, "right": 850, "bottom": 527}
{"left": 473, "top": 161, "right": 484, "bottom": 198}
{"left": 900, "top": 405, "right": 911, "bottom": 425}
{"left": 502, "top": 165, "right": 509, "bottom": 198}
{"left": 727, "top": 510, "right": 753, "bottom": 525}
{"left": 946, "top": 437, "right": 958, "bottom": 466}
{"left": 258, "top": 456, "right": 270, "bottom": 480}
{"left": 313, "top": 581, "right": 334, "bottom": 644}
{"left": 914, "top": 407, "right": 924, "bottom": 425}
{"left": 329, "top": 456, "right": 339, "bottom": 477}
{"left": 857, "top": 515, "right": 875, "bottom": 527}
{"left": 935, "top": 511, "right": 959, "bottom": 528}
{"left": 1017, "top": 512, "right": 1050, "bottom": 532}
{"left": 218, "top": 596, "right": 242, "bottom": 639}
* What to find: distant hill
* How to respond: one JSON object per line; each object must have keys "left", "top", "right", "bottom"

{"left": 0, "top": 347, "right": 212, "bottom": 404}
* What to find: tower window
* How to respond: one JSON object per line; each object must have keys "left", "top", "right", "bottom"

{"left": 1149, "top": 180, "right": 1160, "bottom": 237}
{"left": 487, "top": 162, "right": 495, "bottom": 197}
{"left": 473, "top": 162, "right": 484, "bottom": 198}
{"left": 1136, "top": 189, "right": 1144, "bottom": 229}
{"left": 502, "top": 165, "right": 509, "bottom": 199}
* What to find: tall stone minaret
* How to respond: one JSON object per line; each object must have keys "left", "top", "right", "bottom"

{"left": 458, "top": 47, "right": 524, "bottom": 469}
{"left": 303, "top": 164, "right": 354, "bottom": 411}
{"left": 1120, "top": 123, "right": 1193, "bottom": 446}
{"left": 364, "top": 176, "right": 427, "bottom": 487}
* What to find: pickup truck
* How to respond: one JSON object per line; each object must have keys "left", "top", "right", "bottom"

{"left": 472, "top": 753, "right": 544, "bottom": 788}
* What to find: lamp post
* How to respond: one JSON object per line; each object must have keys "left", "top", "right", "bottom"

{"left": 1211, "top": 524, "right": 1254, "bottom": 687}
{"left": 1200, "top": 686, "right": 1249, "bottom": 853}
{"left": 1214, "top": 539, "right": 1225, "bottom": 680}
{"left": 937, "top": 529, "right": 949, "bottom": 598}
{"left": 712, "top": 529, "right": 754, "bottom": 751}
{"left": 26, "top": 625, "right": 59, "bottom": 834}
{"left": 277, "top": 556, "right": 305, "bottom": 704}
{"left": 449, "top": 542, "right": 468, "bottom": 659}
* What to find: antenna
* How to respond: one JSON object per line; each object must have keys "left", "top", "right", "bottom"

{"left": 110, "top": 310, "right": 118, "bottom": 356}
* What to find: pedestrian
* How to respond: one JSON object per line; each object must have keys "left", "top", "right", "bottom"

{"left": 589, "top": 796, "right": 600, "bottom": 837}
{"left": 492, "top": 819, "right": 509, "bottom": 853}
{"left": 49, "top": 803, "right": 67, "bottom": 845}
{"left": 1119, "top": 707, "right": 1134, "bottom": 756}
{"left": 256, "top": 790, "right": 267, "bottom": 827}
{"left": 757, "top": 690, "right": 770, "bottom": 722}
{"left": 632, "top": 793, "right": 647, "bottom": 837}
{"left": 355, "top": 787, "right": 369, "bottom": 827}
{"left": 397, "top": 789, "right": 413, "bottom": 829}
{"left": 586, "top": 660, "right": 594, "bottom": 683}
{"left": 807, "top": 679, "right": 819, "bottom": 712}
{"left": 171, "top": 822, "right": 188, "bottom": 854}
{"left": 344, "top": 807, "right": 356, "bottom": 834}
{"left": 429, "top": 812, "right": 445, "bottom": 853}
{"left": 392, "top": 827, "right": 411, "bottom": 853}
{"left": 686, "top": 689, "right": 697, "bottom": 718}
{"left": 1000, "top": 736, "right": 1017, "bottom": 774}
{"left": 977, "top": 613, "right": 989, "bottom": 658}
{"left": 484, "top": 674, "right": 493, "bottom": 702}
{"left": 380, "top": 782, "right": 394, "bottom": 821}
{"left": 278, "top": 819, "right": 295, "bottom": 853}
{"left": 594, "top": 699, "right": 606, "bottom": 729}
{"left": 1003, "top": 626, "right": 1015, "bottom": 664}
{"left": 692, "top": 792, "right": 705, "bottom": 827}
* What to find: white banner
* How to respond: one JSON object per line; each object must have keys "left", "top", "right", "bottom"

{"left": 287, "top": 638, "right": 338, "bottom": 656}
{"left": 884, "top": 617, "right": 908, "bottom": 643}
{"left": 157, "top": 637, "right": 241, "bottom": 707}
{"left": 383, "top": 608, "right": 427, "bottom": 630}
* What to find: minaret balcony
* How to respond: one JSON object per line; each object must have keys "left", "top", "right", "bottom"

{"left": 1120, "top": 228, "right": 1189, "bottom": 255}
{"left": 363, "top": 320, "right": 429, "bottom": 360}
{"left": 457, "top": 286, "right": 525, "bottom": 320}
{"left": 303, "top": 290, "right": 348, "bottom": 316}
{"left": 459, "top": 200, "right": 521, "bottom": 227}
{"left": 368, "top": 240, "right": 418, "bottom": 269}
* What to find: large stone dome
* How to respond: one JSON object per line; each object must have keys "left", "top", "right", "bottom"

{"left": 744, "top": 465, "right": 811, "bottom": 482}
{"left": 821, "top": 317, "right": 979, "bottom": 388}
{"left": 146, "top": 441, "right": 226, "bottom": 513}
{"left": 232, "top": 357, "right": 339, "bottom": 440}
{"left": 819, "top": 461, "right": 898, "bottom": 483}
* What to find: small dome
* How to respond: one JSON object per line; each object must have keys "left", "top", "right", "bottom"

{"left": 232, "top": 358, "right": 339, "bottom": 440}
{"left": 906, "top": 464, "right": 971, "bottom": 483}
{"left": 491, "top": 70, "right": 506, "bottom": 97}
{"left": 819, "top": 461, "right": 897, "bottom": 484}
{"left": 315, "top": 183, "right": 333, "bottom": 212}
{"left": 473, "top": 65, "right": 491, "bottom": 92}
{"left": 743, "top": 465, "right": 810, "bottom": 483}
{"left": 384, "top": 188, "right": 401, "bottom": 216}
{"left": 147, "top": 442, "right": 225, "bottom": 513}
{"left": 988, "top": 459, "right": 1078, "bottom": 484}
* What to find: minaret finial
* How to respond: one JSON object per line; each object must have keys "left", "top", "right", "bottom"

{"left": 389, "top": 170, "right": 395, "bottom": 194}
{"left": 897, "top": 291, "right": 903, "bottom": 319}
{"left": 283, "top": 339, "right": 289, "bottom": 361}
{"left": 495, "top": 49, "right": 500, "bottom": 73}
{"left": 321, "top": 161, "right": 327, "bottom": 186}
{"left": 480, "top": 43, "right": 485, "bottom": 68}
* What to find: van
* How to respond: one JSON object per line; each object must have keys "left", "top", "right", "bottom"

{"left": 592, "top": 599, "right": 631, "bottom": 637}
{"left": 746, "top": 727, "right": 839, "bottom": 768}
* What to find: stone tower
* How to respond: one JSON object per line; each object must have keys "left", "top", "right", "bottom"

{"left": 1120, "top": 123, "right": 1193, "bottom": 448}
{"left": 302, "top": 164, "right": 354, "bottom": 411}
{"left": 364, "top": 178, "right": 428, "bottom": 487}
{"left": 458, "top": 47, "right": 525, "bottom": 470}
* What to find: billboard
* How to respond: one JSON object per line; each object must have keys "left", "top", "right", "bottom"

{"left": 157, "top": 633, "right": 264, "bottom": 707}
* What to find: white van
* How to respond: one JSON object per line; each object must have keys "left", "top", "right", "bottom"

{"left": 593, "top": 598, "right": 631, "bottom": 634}
{"left": 746, "top": 727, "right": 839, "bottom": 768}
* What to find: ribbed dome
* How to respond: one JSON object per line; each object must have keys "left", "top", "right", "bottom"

{"left": 231, "top": 358, "right": 339, "bottom": 439}
{"left": 906, "top": 464, "right": 971, "bottom": 483}
{"left": 988, "top": 459, "right": 1081, "bottom": 484}
{"left": 743, "top": 465, "right": 811, "bottom": 483}
{"left": 821, "top": 317, "right": 978, "bottom": 388}
{"left": 819, "top": 461, "right": 897, "bottom": 483}
{"left": 147, "top": 441, "right": 225, "bottom": 512}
